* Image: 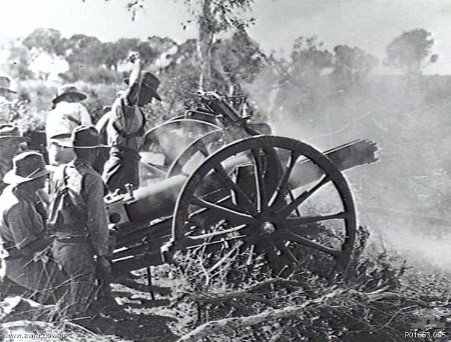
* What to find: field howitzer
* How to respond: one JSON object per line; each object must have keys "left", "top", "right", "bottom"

{"left": 107, "top": 91, "right": 378, "bottom": 280}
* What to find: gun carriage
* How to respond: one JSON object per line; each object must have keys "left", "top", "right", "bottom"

{"left": 105, "top": 91, "right": 378, "bottom": 281}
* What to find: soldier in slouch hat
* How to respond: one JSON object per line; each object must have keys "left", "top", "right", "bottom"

{"left": 0, "top": 124, "right": 30, "bottom": 194}
{"left": 48, "top": 126, "right": 112, "bottom": 316}
{"left": 46, "top": 85, "right": 92, "bottom": 166}
{"left": 0, "top": 152, "right": 67, "bottom": 303}
{"left": 102, "top": 52, "right": 161, "bottom": 194}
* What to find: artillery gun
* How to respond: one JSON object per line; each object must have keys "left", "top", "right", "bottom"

{"left": 107, "top": 91, "right": 378, "bottom": 281}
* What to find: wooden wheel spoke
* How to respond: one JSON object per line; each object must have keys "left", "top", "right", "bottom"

{"left": 172, "top": 135, "right": 358, "bottom": 279}
{"left": 264, "top": 245, "right": 285, "bottom": 276}
{"left": 287, "top": 187, "right": 302, "bottom": 217}
{"left": 251, "top": 148, "right": 268, "bottom": 211}
{"left": 284, "top": 231, "right": 341, "bottom": 258}
{"left": 187, "top": 225, "right": 247, "bottom": 241}
{"left": 208, "top": 241, "right": 244, "bottom": 275}
{"left": 186, "top": 234, "right": 246, "bottom": 249}
{"left": 213, "top": 164, "right": 257, "bottom": 215}
{"left": 167, "top": 130, "right": 223, "bottom": 177}
{"left": 175, "top": 141, "right": 210, "bottom": 173}
{"left": 191, "top": 197, "right": 257, "bottom": 225}
{"left": 197, "top": 140, "right": 210, "bottom": 157}
{"left": 269, "top": 150, "right": 301, "bottom": 206}
{"left": 285, "top": 211, "right": 350, "bottom": 226}
{"left": 245, "top": 244, "right": 256, "bottom": 266}
{"left": 276, "top": 175, "right": 330, "bottom": 218}
{"left": 275, "top": 241, "right": 299, "bottom": 266}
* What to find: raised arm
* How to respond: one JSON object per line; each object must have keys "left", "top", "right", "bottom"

{"left": 124, "top": 52, "right": 144, "bottom": 107}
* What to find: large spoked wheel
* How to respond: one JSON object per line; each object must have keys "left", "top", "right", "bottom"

{"left": 140, "top": 119, "right": 221, "bottom": 179}
{"left": 166, "top": 124, "right": 269, "bottom": 178}
{"left": 166, "top": 130, "right": 224, "bottom": 178}
{"left": 171, "top": 136, "right": 357, "bottom": 282}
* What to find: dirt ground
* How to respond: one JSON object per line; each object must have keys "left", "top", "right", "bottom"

{"left": 1, "top": 267, "right": 180, "bottom": 342}
{"left": 78, "top": 270, "right": 178, "bottom": 342}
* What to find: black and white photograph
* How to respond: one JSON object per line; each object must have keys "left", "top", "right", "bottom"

{"left": 0, "top": 0, "right": 449, "bottom": 341}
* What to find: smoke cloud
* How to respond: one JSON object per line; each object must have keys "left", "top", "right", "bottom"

{"left": 245, "top": 69, "right": 451, "bottom": 274}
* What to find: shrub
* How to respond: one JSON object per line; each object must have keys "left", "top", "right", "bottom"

{"left": 166, "top": 226, "right": 450, "bottom": 341}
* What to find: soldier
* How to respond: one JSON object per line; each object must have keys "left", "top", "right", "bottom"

{"left": 48, "top": 126, "right": 111, "bottom": 317}
{"left": 0, "top": 152, "right": 67, "bottom": 303}
{"left": 0, "top": 78, "right": 31, "bottom": 194}
{"left": 0, "top": 125, "right": 30, "bottom": 194}
{"left": 0, "top": 76, "right": 17, "bottom": 119}
{"left": 46, "top": 85, "right": 92, "bottom": 166}
{"left": 102, "top": 53, "right": 161, "bottom": 194}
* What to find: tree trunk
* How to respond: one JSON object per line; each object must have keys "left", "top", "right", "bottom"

{"left": 197, "top": 0, "right": 214, "bottom": 91}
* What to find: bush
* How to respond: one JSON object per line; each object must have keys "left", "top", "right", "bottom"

{"left": 165, "top": 226, "right": 450, "bottom": 341}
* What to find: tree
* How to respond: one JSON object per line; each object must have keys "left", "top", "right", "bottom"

{"left": 385, "top": 29, "right": 437, "bottom": 75}
{"left": 102, "top": 38, "right": 140, "bottom": 71}
{"left": 333, "top": 45, "right": 378, "bottom": 89}
{"left": 60, "top": 34, "right": 116, "bottom": 82}
{"left": 64, "top": 34, "right": 105, "bottom": 66}
{"left": 23, "top": 28, "right": 65, "bottom": 55}
{"left": 102, "top": 42, "right": 122, "bottom": 71}
{"left": 157, "top": 39, "right": 201, "bottom": 117}
{"left": 290, "top": 36, "right": 333, "bottom": 83}
{"left": 121, "top": 0, "right": 257, "bottom": 90}
{"left": 261, "top": 36, "right": 333, "bottom": 120}
{"left": 182, "top": 0, "right": 257, "bottom": 90}
{"left": 6, "top": 39, "right": 34, "bottom": 80}
{"left": 136, "top": 41, "right": 157, "bottom": 65}
{"left": 212, "top": 27, "right": 265, "bottom": 92}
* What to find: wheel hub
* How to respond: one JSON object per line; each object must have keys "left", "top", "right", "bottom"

{"left": 260, "top": 222, "right": 276, "bottom": 235}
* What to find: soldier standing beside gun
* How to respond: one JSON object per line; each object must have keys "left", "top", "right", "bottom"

{"left": 48, "top": 126, "right": 112, "bottom": 317}
{"left": 102, "top": 52, "right": 161, "bottom": 194}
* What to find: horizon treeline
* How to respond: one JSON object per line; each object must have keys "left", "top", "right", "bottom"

{"left": 0, "top": 26, "right": 440, "bottom": 133}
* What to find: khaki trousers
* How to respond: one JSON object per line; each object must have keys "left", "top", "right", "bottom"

{"left": 3, "top": 255, "right": 68, "bottom": 304}
{"left": 52, "top": 240, "right": 97, "bottom": 316}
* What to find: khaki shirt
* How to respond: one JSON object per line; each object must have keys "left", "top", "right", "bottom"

{"left": 0, "top": 186, "right": 47, "bottom": 257}
{"left": 46, "top": 102, "right": 92, "bottom": 143}
{"left": 105, "top": 96, "right": 145, "bottom": 151}
{"left": 50, "top": 159, "right": 109, "bottom": 256}
{"left": 0, "top": 96, "right": 11, "bottom": 119}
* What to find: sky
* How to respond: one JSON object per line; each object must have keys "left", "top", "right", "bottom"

{"left": 1, "top": 0, "right": 451, "bottom": 74}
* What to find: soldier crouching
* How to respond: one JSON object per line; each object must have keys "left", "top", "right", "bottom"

{"left": 0, "top": 152, "right": 67, "bottom": 304}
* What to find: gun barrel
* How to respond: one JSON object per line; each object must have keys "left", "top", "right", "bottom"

{"left": 109, "top": 153, "right": 252, "bottom": 226}
{"left": 111, "top": 138, "right": 378, "bottom": 274}
{"left": 290, "top": 139, "right": 378, "bottom": 188}
{"left": 127, "top": 175, "right": 187, "bottom": 222}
